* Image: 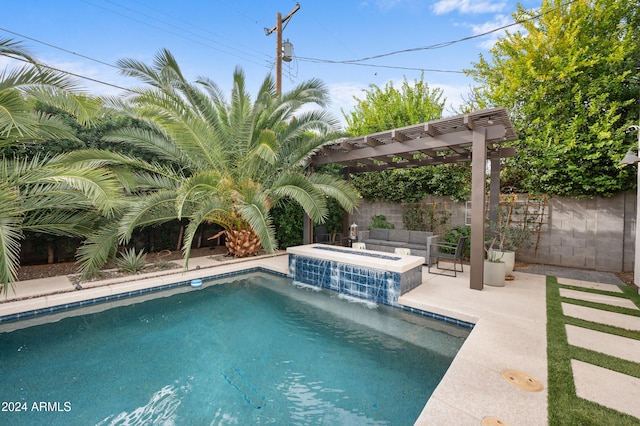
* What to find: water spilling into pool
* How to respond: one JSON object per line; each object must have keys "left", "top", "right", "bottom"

{"left": 0, "top": 272, "right": 467, "bottom": 425}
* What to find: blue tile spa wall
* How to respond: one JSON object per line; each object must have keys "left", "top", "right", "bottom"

{"left": 288, "top": 254, "right": 422, "bottom": 307}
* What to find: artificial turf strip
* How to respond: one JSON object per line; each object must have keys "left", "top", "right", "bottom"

{"left": 619, "top": 284, "right": 640, "bottom": 309}
{"left": 547, "top": 275, "right": 640, "bottom": 425}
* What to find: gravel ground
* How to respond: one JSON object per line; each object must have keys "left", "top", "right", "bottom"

{"left": 16, "top": 247, "right": 223, "bottom": 282}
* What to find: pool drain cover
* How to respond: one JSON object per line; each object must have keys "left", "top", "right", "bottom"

{"left": 501, "top": 369, "right": 543, "bottom": 392}
{"left": 482, "top": 417, "right": 510, "bottom": 426}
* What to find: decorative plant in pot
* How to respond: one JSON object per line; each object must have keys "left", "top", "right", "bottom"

{"left": 488, "top": 196, "right": 541, "bottom": 279}
{"left": 484, "top": 238, "right": 505, "bottom": 287}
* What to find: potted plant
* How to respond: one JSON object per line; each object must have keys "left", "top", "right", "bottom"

{"left": 484, "top": 238, "right": 505, "bottom": 287}
{"left": 489, "top": 197, "right": 540, "bottom": 279}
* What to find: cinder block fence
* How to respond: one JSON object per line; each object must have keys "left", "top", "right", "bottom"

{"left": 348, "top": 191, "right": 636, "bottom": 273}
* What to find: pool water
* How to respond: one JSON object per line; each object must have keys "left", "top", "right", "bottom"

{"left": 0, "top": 272, "right": 467, "bottom": 425}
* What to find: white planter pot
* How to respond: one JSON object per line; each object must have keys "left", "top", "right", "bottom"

{"left": 490, "top": 249, "right": 516, "bottom": 275}
{"left": 484, "top": 260, "right": 506, "bottom": 287}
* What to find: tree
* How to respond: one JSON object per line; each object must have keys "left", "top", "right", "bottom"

{"left": 344, "top": 74, "right": 444, "bottom": 134}
{"left": 77, "top": 50, "right": 360, "bottom": 275}
{"left": 467, "top": 0, "right": 640, "bottom": 197}
{"left": 343, "top": 75, "right": 471, "bottom": 202}
{"left": 0, "top": 38, "right": 123, "bottom": 292}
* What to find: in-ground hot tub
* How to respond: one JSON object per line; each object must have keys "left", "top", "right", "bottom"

{"left": 286, "top": 244, "right": 424, "bottom": 307}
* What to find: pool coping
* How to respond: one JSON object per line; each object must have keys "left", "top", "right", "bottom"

{"left": 287, "top": 243, "right": 424, "bottom": 273}
{"left": 1, "top": 252, "right": 550, "bottom": 425}
{"left": 1, "top": 253, "right": 474, "bottom": 331}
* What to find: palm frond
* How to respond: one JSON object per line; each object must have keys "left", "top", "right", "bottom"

{"left": 26, "top": 88, "right": 102, "bottom": 126}
{"left": 118, "top": 190, "right": 181, "bottom": 241}
{"left": 76, "top": 222, "right": 121, "bottom": 278}
{"left": 0, "top": 37, "right": 36, "bottom": 63}
{"left": 32, "top": 167, "right": 124, "bottom": 218}
{"left": 179, "top": 197, "right": 231, "bottom": 269}
{"left": 236, "top": 191, "right": 276, "bottom": 254}
{"left": 309, "top": 173, "right": 361, "bottom": 213}
{"left": 176, "top": 171, "right": 226, "bottom": 218}
{"left": 0, "top": 182, "right": 23, "bottom": 293}
{"left": 271, "top": 172, "right": 328, "bottom": 223}
{"left": 21, "top": 209, "right": 96, "bottom": 237}
{"left": 30, "top": 111, "right": 81, "bottom": 142}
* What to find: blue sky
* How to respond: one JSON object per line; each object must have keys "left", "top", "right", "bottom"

{"left": 2, "top": 0, "right": 539, "bottom": 125}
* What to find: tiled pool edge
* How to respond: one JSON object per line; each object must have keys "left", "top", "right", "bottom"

{"left": 0, "top": 267, "right": 282, "bottom": 324}
{"left": 0, "top": 266, "right": 474, "bottom": 330}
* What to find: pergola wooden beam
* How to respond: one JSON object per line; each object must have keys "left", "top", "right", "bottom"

{"left": 310, "top": 107, "right": 519, "bottom": 291}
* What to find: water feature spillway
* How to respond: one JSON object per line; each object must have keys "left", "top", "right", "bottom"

{"left": 287, "top": 244, "right": 424, "bottom": 307}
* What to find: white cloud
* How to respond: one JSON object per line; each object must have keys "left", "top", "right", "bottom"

{"left": 432, "top": 0, "right": 506, "bottom": 15}
{"left": 469, "top": 14, "right": 520, "bottom": 50}
{"left": 432, "top": 82, "right": 473, "bottom": 114}
{"left": 327, "top": 82, "right": 368, "bottom": 127}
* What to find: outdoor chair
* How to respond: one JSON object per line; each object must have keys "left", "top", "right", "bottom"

{"left": 352, "top": 242, "right": 366, "bottom": 250}
{"left": 314, "top": 226, "right": 342, "bottom": 245}
{"left": 428, "top": 236, "right": 467, "bottom": 277}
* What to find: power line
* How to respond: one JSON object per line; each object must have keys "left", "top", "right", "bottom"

{"left": 297, "top": 57, "right": 464, "bottom": 74}
{"left": 79, "top": 0, "right": 270, "bottom": 69}
{"left": 300, "top": 0, "right": 580, "bottom": 65}
{"left": 105, "top": 0, "right": 270, "bottom": 62}
{"left": 0, "top": 26, "right": 120, "bottom": 70}
{"left": 5, "top": 54, "right": 133, "bottom": 93}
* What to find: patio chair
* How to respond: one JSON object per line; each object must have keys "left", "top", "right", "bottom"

{"left": 352, "top": 242, "right": 366, "bottom": 250}
{"left": 314, "top": 226, "right": 342, "bottom": 245}
{"left": 428, "top": 236, "right": 467, "bottom": 277}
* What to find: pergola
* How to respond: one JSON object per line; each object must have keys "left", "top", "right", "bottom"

{"left": 310, "top": 107, "right": 519, "bottom": 290}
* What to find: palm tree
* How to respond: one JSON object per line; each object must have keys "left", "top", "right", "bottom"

{"left": 79, "top": 49, "right": 360, "bottom": 272}
{"left": 0, "top": 38, "right": 124, "bottom": 292}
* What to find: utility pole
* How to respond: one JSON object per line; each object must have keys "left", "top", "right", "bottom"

{"left": 265, "top": 3, "right": 300, "bottom": 94}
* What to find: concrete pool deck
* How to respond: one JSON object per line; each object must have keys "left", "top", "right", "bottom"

{"left": 1, "top": 252, "right": 639, "bottom": 425}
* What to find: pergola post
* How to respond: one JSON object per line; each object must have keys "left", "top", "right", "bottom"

{"left": 308, "top": 108, "right": 517, "bottom": 291}
{"left": 303, "top": 213, "right": 312, "bottom": 244}
{"left": 470, "top": 127, "right": 487, "bottom": 290}
{"left": 489, "top": 149, "right": 501, "bottom": 232}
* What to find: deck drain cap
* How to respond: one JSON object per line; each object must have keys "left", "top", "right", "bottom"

{"left": 501, "top": 369, "right": 543, "bottom": 392}
{"left": 482, "top": 417, "right": 510, "bottom": 426}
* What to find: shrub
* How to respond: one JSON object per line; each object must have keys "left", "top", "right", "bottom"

{"left": 115, "top": 248, "right": 147, "bottom": 273}
{"left": 402, "top": 201, "right": 451, "bottom": 234}
{"left": 370, "top": 215, "right": 395, "bottom": 229}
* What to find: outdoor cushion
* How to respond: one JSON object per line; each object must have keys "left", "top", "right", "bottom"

{"left": 369, "top": 228, "right": 389, "bottom": 240}
{"left": 365, "top": 239, "right": 389, "bottom": 246}
{"left": 385, "top": 240, "right": 415, "bottom": 248}
{"left": 409, "top": 231, "right": 432, "bottom": 245}
{"left": 388, "top": 229, "right": 410, "bottom": 243}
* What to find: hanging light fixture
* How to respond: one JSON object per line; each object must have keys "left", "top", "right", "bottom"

{"left": 620, "top": 149, "right": 640, "bottom": 165}
{"left": 620, "top": 125, "right": 640, "bottom": 165}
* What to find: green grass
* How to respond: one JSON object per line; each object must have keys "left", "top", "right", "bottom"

{"left": 546, "top": 276, "right": 640, "bottom": 425}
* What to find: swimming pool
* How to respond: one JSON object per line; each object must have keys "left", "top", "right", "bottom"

{"left": 0, "top": 272, "right": 467, "bottom": 425}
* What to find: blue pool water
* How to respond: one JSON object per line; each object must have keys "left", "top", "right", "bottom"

{"left": 0, "top": 272, "right": 467, "bottom": 425}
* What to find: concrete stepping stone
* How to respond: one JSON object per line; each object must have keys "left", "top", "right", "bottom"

{"left": 571, "top": 359, "right": 640, "bottom": 420}
{"left": 558, "top": 279, "right": 623, "bottom": 293}
{"left": 560, "top": 288, "right": 638, "bottom": 310}
{"left": 562, "top": 303, "right": 640, "bottom": 331}
{"left": 565, "top": 324, "right": 640, "bottom": 363}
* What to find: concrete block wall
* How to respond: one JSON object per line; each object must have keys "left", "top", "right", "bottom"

{"left": 349, "top": 196, "right": 467, "bottom": 231}
{"left": 348, "top": 191, "right": 636, "bottom": 273}
{"left": 517, "top": 193, "right": 629, "bottom": 272}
